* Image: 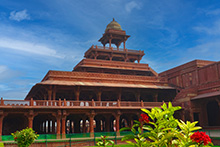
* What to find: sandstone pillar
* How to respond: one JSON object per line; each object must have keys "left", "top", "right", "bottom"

{"left": 56, "top": 110, "right": 61, "bottom": 135}
{"left": 115, "top": 111, "right": 121, "bottom": 136}
{"left": 28, "top": 116, "right": 33, "bottom": 129}
{"left": 75, "top": 87, "right": 80, "bottom": 101}
{"left": 82, "top": 117, "right": 87, "bottom": 133}
{"left": 89, "top": 111, "right": 95, "bottom": 137}
{"left": 153, "top": 93, "right": 158, "bottom": 102}
{"left": 62, "top": 117, "right": 66, "bottom": 135}
{"left": 97, "top": 91, "right": 102, "bottom": 101}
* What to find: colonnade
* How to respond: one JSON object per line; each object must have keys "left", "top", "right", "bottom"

{"left": 0, "top": 110, "right": 139, "bottom": 136}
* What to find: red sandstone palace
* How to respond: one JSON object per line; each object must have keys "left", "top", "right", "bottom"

{"left": 0, "top": 19, "right": 219, "bottom": 137}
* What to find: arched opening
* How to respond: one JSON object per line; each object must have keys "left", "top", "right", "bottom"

{"left": 94, "top": 114, "right": 106, "bottom": 132}
{"left": 120, "top": 114, "right": 129, "bottom": 129}
{"left": 207, "top": 101, "right": 220, "bottom": 126}
{"left": 110, "top": 115, "right": 116, "bottom": 132}
{"left": 66, "top": 114, "right": 88, "bottom": 134}
{"left": 33, "top": 114, "right": 56, "bottom": 134}
{"left": 3, "top": 114, "right": 28, "bottom": 135}
{"left": 79, "top": 90, "right": 97, "bottom": 101}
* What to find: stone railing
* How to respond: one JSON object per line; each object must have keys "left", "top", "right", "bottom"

{"left": 0, "top": 98, "right": 169, "bottom": 109}
{"left": 85, "top": 45, "right": 144, "bottom": 54}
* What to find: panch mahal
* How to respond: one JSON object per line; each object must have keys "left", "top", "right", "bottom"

{"left": 0, "top": 19, "right": 220, "bottom": 137}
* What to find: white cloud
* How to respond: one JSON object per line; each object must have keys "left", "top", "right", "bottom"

{"left": 186, "top": 40, "right": 220, "bottom": 61}
{"left": 9, "top": 9, "right": 30, "bottom": 21}
{"left": 0, "top": 65, "right": 18, "bottom": 82}
{"left": 0, "top": 37, "right": 63, "bottom": 58}
{"left": 194, "top": 19, "right": 220, "bottom": 35}
{"left": 0, "top": 84, "right": 11, "bottom": 91}
{"left": 125, "top": 1, "right": 141, "bottom": 13}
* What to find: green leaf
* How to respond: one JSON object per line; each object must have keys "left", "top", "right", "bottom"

{"left": 133, "top": 123, "right": 140, "bottom": 128}
{"left": 121, "top": 134, "right": 135, "bottom": 141}
{"left": 138, "top": 127, "right": 142, "bottom": 134}
{"left": 168, "top": 102, "right": 172, "bottom": 108}
{"left": 119, "top": 127, "right": 131, "bottom": 132}
{"left": 143, "top": 126, "right": 153, "bottom": 131}
{"left": 161, "top": 103, "right": 167, "bottom": 110}
{"left": 131, "top": 127, "right": 136, "bottom": 134}
{"left": 189, "top": 126, "right": 202, "bottom": 132}
{"left": 125, "top": 141, "right": 135, "bottom": 146}
{"left": 134, "top": 120, "right": 140, "bottom": 124}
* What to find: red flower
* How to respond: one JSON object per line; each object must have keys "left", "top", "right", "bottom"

{"left": 190, "top": 131, "right": 212, "bottom": 145}
{"left": 14, "top": 137, "right": 17, "bottom": 140}
{"left": 139, "top": 114, "right": 149, "bottom": 123}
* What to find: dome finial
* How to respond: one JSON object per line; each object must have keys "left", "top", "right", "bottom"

{"left": 105, "top": 18, "right": 122, "bottom": 32}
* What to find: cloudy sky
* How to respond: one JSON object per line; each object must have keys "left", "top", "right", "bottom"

{"left": 1, "top": 0, "right": 220, "bottom": 99}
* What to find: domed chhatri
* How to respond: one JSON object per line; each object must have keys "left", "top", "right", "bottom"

{"left": 99, "top": 18, "right": 130, "bottom": 50}
{"left": 105, "top": 18, "right": 122, "bottom": 32}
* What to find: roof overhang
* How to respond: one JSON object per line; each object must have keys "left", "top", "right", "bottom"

{"left": 38, "top": 80, "right": 175, "bottom": 89}
{"left": 191, "top": 91, "right": 220, "bottom": 100}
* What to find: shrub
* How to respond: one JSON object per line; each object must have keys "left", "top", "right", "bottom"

{"left": 120, "top": 102, "right": 213, "bottom": 147}
{"left": 11, "top": 127, "right": 39, "bottom": 147}
{"left": 96, "top": 135, "right": 115, "bottom": 147}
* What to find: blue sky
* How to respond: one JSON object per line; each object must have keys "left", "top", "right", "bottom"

{"left": 1, "top": 0, "right": 220, "bottom": 99}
